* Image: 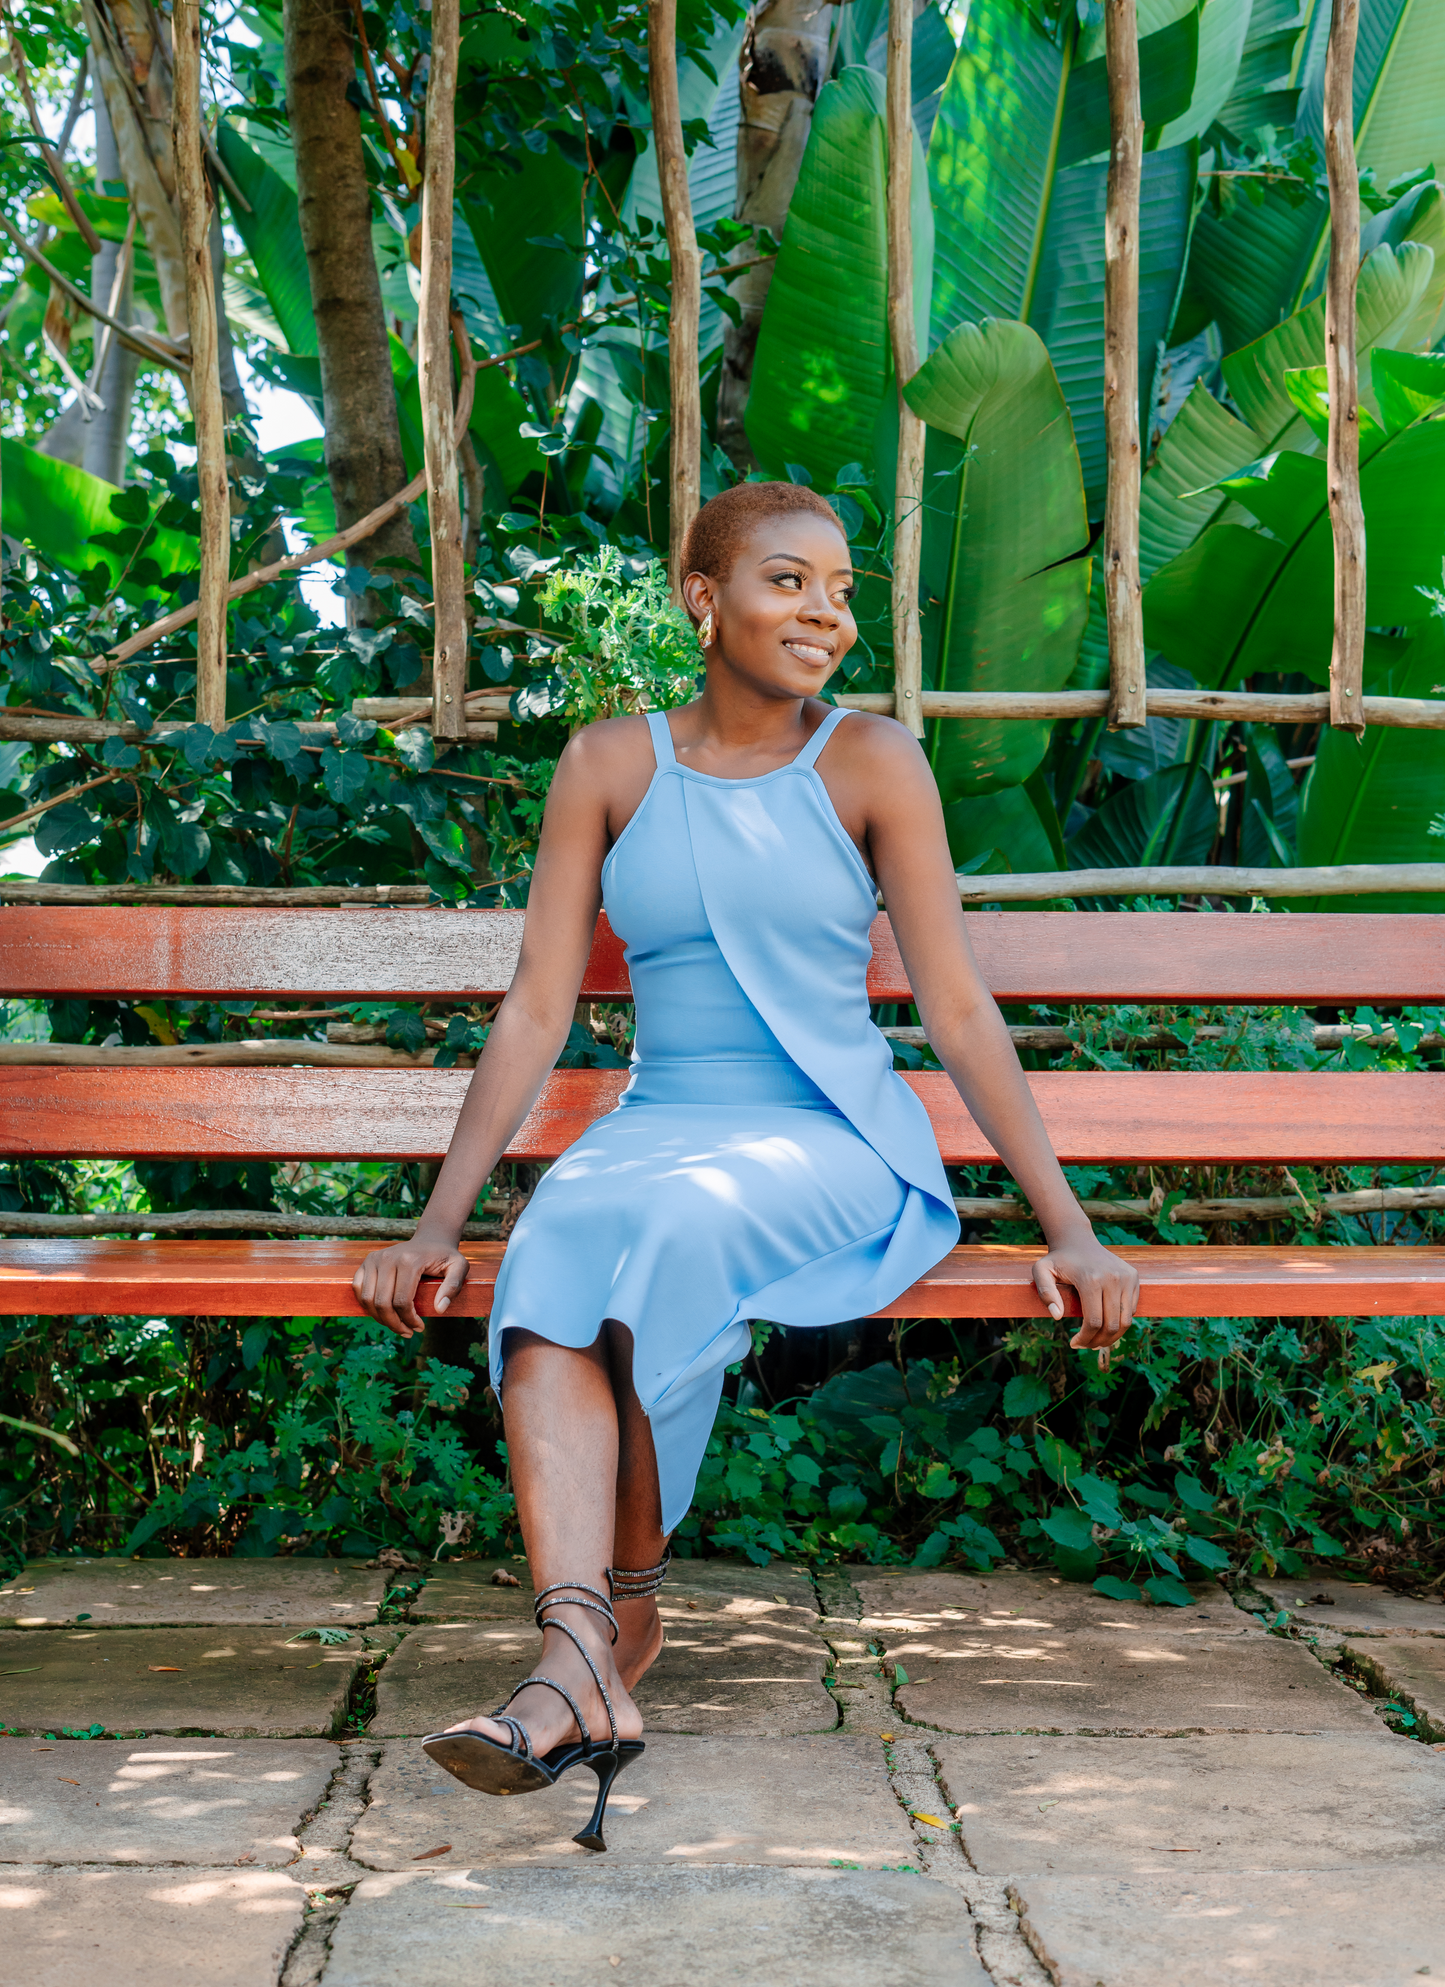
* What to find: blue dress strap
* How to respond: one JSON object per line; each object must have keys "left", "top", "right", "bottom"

{"left": 793, "top": 703, "right": 853, "bottom": 771}
{"left": 646, "top": 709, "right": 676, "bottom": 766}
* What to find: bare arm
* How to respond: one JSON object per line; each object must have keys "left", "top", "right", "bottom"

{"left": 351, "top": 722, "right": 636, "bottom": 1334}
{"left": 840, "top": 719, "right": 1138, "bottom": 1354}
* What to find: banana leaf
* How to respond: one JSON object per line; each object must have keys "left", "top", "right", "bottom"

{"left": 746, "top": 67, "right": 933, "bottom": 489}
{"left": 1240, "top": 725, "right": 1299, "bottom": 867}
{"left": 1295, "top": 0, "right": 1445, "bottom": 195}
{"left": 1, "top": 437, "right": 199, "bottom": 584}
{"left": 460, "top": 143, "right": 585, "bottom": 346}
{"left": 943, "top": 781, "right": 1064, "bottom": 875}
{"left": 217, "top": 120, "right": 316, "bottom": 357}
{"left": 1067, "top": 760, "right": 1218, "bottom": 868}
{"left": 1292, "top": 618, "right": 1445, "bottom": 910}
{"left": 905, "top": 317, "right": 1090, "bottom": 801}
{"left": 1218, "top": 0, "right": 1310, "bottom": 140}
{"left": 1144, "top": 345, "right": 1445, "bottom": 685}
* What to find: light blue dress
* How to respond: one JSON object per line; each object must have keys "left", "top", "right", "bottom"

{"left": 488, "top": 706, "right": 960, "bottom": 1531}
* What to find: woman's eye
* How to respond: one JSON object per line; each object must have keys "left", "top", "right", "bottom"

{"left": 774, "top": 571, "right": 802, "bottom": 588}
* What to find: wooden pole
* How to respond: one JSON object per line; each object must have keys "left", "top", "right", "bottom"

{"left": 1103, "top": 0, "right": 1146, "bottom": 731}
{"left": 1324, "top": 0, "right": 1366, "bottom": 735}
{"left": 421, "top": 0, "right": 466, "bottom": 741}
{"left": 648, "top": 0, "right": 701, "bottom": 600}
{"left": 886, "top": 0, "right": 926, "bottom": 740}
{"left": 171, "top": 0, "right": 229, "bottom": 731}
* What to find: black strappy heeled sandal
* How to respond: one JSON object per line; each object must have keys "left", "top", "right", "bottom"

{"left": 421, "top": 1579, "right": 644, "bottom": 1853}
{"left": 608, "top": 1549, "right": 671, "bottom": 1604}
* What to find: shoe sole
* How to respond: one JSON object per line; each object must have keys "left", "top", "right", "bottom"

{"left": 421, "top": 1730, "right": 554, "bottom": 1796}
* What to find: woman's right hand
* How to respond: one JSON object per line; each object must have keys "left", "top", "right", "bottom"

{"left": 352, "top": 1233, "right": 470, "bottom": 1337}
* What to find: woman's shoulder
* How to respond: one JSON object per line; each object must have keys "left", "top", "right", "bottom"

{"left": 829, "top": 707, "right": 931, "bottom": 777}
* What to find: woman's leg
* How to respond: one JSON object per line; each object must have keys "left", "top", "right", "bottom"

{"left": 604, "top": 1321, "right": 669, "bottom": 1690}
{"left": 444, "top": 1328, "right": 641, "bottom": 1754}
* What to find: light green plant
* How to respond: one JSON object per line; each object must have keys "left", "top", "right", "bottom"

{"left": 529, "top": 548, "right": 701, "bottom": 728}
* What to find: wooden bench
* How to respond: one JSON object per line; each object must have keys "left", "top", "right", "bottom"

{"left": 1, "top": 908, "right": 1442, "bottom": 1320}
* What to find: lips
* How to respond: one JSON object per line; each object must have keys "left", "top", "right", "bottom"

{"left": 783, "top": 640, "right": 834, "bottom": 663}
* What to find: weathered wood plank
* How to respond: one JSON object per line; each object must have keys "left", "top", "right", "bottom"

{"left": 0, "top": 1068, "right": 1439, "bottom": 1164}
{"left": 2, "top": 909, "right": 1439, "bottom": 1003}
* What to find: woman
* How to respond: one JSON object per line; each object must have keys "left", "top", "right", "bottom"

{"left": 353, "top": 481, "right": 1138, "bottom": 1849}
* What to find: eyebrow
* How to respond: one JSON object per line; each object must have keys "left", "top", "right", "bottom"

{"left": 759, "top": 550, "right": 854, "bottom": 577}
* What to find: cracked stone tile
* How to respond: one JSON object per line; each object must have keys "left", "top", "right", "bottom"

{"left": 1011, "top": 1867, "right": 1445, "bottom": 1986}
{"left": 1343, "top": 1636, "right": 1445, "bottom": 1740}
{"left": 883, "top": 1622, "right": 1381, "bottom": 1735}
{"left": 0, "top": 1735, "right": 336, "bottom": 1865}
{"left": 371, "top": 1617, "right": 834, "bottom": 1738}
{"left": 1249, "top": 1571, "right": 1445, "bottom": 1637}
{"left": 0, "top": 1864, "right": 306, "bottom": 1986}
{"left": 855, "top": 1570, "right": 1255, "bottom": 1639}
{"left": 352, "top": 1731, "right": 916, "bottom": 1869}
{"left": 324, "top": 1864, "right": 990, "bottom": 1985}
{"left": 932, "top": 1730, "right": 1445, "bottom": 1874}
{"left": 0, "top": 1626, "right": 377, "bottom": 1738}
{"left": 0, "top": 1558, "right": 385, "bottom": 1629}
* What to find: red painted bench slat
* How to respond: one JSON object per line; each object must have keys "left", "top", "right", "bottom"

{"left": 1, "top": 1066, "right": 1441, "bottom": 1164}
{"left": 1, "top": 1238, "right": 1440, "bottom": 1320}
{"left": 3, "top": 908, "right": 1440, "bottom": 1004}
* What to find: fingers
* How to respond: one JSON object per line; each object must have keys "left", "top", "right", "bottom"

{"left": 433, "top": 1251, "right": 470, "bottom": 1314}
{"left": 1033, "top": 1258, "right": 1065, "bottom": 1321}
{"left": 352, "top": 1248, "right": 420, "bottom": 1338}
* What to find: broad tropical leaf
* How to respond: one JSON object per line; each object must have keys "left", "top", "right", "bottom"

{"left": 1292, "top": 618, "right": 1445, "bottom": 910}
{"left": 1295, "top": 0, "right": 1445, "bottom": 196}
{"left": 1218, "top": 0, "right": 1310, "bottom": 139}
{"left": 460, "top": 144, "right": 585, "bottom": 345}
{"left": 0, "top": 438, "right": 199, "bottom": 583}
{"left": 1143, "top": 345, "right": 1445, "bottom": 685}
{"left": 905, "top": 318, "right": 1090, "bottom": 801}
{"left": 746, "top": 67, "right": 933, "bottom": 488}
{"left": 943, "top": 781, "right": 1063, "bottom": 874}
{"left": 217, "top": 121, "right": 316, "bottom": 356}
{"left": 1067, "top": 760, "right": 1218, "bottom": 868}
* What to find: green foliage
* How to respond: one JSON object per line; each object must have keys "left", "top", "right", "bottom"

{"left": 528, "top": 549, "right": 700, "bottom": 725}
{"left": 682, "top": 1299, "right": 1445, "bottom": 1592}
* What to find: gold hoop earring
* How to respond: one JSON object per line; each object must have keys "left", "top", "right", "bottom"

{"left": 698, "top": 609, "right": 714, "bottom": 652}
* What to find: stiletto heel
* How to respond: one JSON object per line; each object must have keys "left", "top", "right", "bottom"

{"left": 571, "top": 1740, "right": 643, "bottom": 1852}
{"left": 421, "top": 1576, "right": 644, "bottom": 1854}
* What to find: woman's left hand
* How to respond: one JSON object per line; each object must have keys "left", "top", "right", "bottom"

{"left": 1032, "top": 1236, "right": 1140, "bottom": 1364}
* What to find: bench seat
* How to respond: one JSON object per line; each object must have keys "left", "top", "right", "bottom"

{"left": 2, "top": 1239, "right": 1442, "bottom": 1320}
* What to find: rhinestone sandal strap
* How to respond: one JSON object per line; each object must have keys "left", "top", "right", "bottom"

{"left": 539, "top": 1615, "right": 618, "bottom": 1748}
{"left": 502, "top": 1672, "right": 592, "bottom": 1749}
{"left": 608, "top": 1550, "right": 671, "bottom": 1600}
{"left": 533, "top": 1580, "right": 619, "bottom": 1645}
{"left": 483, "top": 1710, "right": 531, "bottom": 1758}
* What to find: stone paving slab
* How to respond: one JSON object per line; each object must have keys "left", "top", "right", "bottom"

{"left": 855, "top": 1569, "right": 1254, "bottom": 1637}
{"left": 0, "top": 1865, "right": 306, "bottom": 1987}
{"left": 1344, "top": 1635, "right": 1445, "bottom": 1738}
{"left": 324, "top": 1865, "right": 987, "bottom": 1986}
{"left": 409, "top": 1556, "right": 817, "bottom": 1624}
{"left": 933, "top": 1731, "right": 1445, "bottom": 1874}
{"left": 0, "top": 1556, "right": 386, "bottom": 1629}
{"left": 0, "top": 1735, "right": 337, "bottom": 1866}
{"left": 408, "top": 1560, "right": 536, "bottom": 1621}
{"left": 887, "top": 1626, "right": 1379, "bottom": 1734}
{"left": 1012, "top": 1867, "right": 1445, "bottom": 1987}
{"left": 0, "top": 1627, "right": 375, "bottom": 1737}
{"left": 1251, "top": 1570, "right": 1445, "bottom": 1636}
{"left": 352, "top": 1733, "right": 915, "bottom": 1869}
{"left": 371, "top": 1617, "right": 835, "bottom": 1738}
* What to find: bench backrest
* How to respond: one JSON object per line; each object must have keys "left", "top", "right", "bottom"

{"left": 4, "top": 908, "right": 1442, "bottom": 1004}
{"left": 1, "top": 909, "right": 1441, "bottom": 1169}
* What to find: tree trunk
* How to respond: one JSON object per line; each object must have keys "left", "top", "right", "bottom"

{"left": 83, "top": 87, "right": 139, "bottom": 485}
{"left": 886, "top": 0, "right": 924, "bottom": 738}
{"left": 650, "top": 0, "right": 702, "bottom": 593}
{"left": 81, "top": 0, "right": 245, "bottom": 418}
{"left": 716, "top": 0, "right": 836, "bottom": 472}
{"left": 1103, "top": 0, "right": 1146, "bottom": 730}
{"left": 284, "top": 0, "right": 416, "bottom": 578}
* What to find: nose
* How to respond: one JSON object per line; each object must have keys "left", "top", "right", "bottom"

{"left": 799, "top": 579, "right": 840, "bottom": 624}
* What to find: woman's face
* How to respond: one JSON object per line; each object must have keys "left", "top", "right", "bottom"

{"left": 683, "top": 511, "right": 858, "bottom": 700}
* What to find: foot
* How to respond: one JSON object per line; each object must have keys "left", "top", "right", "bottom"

{"left": 613, "top": 1594, "right": 664, "bottom": 1693}
{"left": 445, "top": 1603, "right": 642, "bottom": 1758}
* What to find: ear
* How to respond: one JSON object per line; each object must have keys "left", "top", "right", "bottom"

{"left": 680, "top": 570, "right": 713, "bottom": 624}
